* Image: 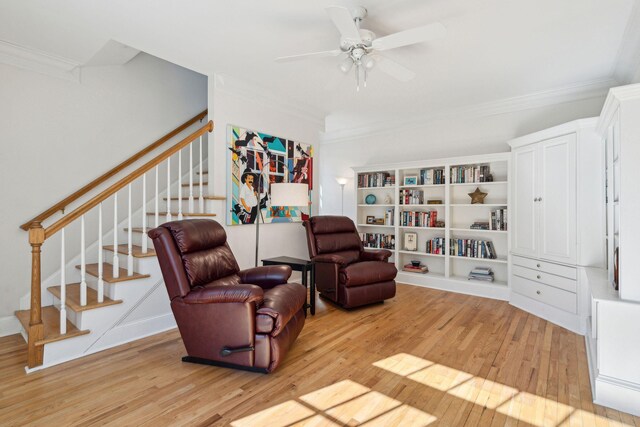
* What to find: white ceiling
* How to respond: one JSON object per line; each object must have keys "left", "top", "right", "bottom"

{"left": 0, "top": 0, "right": 638, "bottom": 133}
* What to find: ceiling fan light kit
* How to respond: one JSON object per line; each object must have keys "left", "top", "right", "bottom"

{"left": 275, "top": 5, "right": 446, "bottom": 91}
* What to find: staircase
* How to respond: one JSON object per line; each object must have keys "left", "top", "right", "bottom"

{"left": 16, "top": 111, "right": 221, "bottom": 371}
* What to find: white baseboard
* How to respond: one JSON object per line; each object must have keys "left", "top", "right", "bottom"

{"left": 593, "top": 375, "right": 640, "bottom": 417}
{"left": 0, "top": 315, "right": 21, "bottom": 337}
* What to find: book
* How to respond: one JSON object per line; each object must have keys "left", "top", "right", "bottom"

{"left": 403, "top": 264, "right": 429, "bottom": 273}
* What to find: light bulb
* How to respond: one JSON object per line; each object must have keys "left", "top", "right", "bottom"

{"left": 361, "top": 54, "right": 375, "bottom": 70}
{"left": 339, "top": 57, "right": 353, "bottom": 73}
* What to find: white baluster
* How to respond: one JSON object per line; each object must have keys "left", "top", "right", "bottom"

{"left": 59, "top": 226, "right": 67, "bottom": 334}
{"left": 97, "top": 203, "right": 104, "bottom": 303}
{"left": 127, "top": 183, "right": 133, "bottom": 276}
{"left": 199, "top": 135, "right": 204, "bottom": 212}
{"left": 113, "top": 192, "right": 120, "bottom": 279}
{"left": 155, "top": 165, "right": 159, "bottom": 228}
{"left": 142, "top": 174, "right": 148, "bottom": 253}
{"left": 166, "top": 157, "right": 172, "bottom": 222}
{"left": 178, "top": 149, "right": 183, "bottom": 220}
{"left": 80, "top": 215, "right": 87, "bottom": 306}
{"left": 188, "top": 142, "right": 194, "bottom": 212}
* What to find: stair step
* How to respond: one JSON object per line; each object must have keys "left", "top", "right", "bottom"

{"left": 163, "top": 195, "right": 225, "bottom": 201}
{"left": 146, "top": 212, "right": 217, "bottom": 217}
{"left": 77, "top": 263, "right": 150, "bottom": 283}
{"left": 15, "top": 306, "right": 90, "bottom": 346}
{"left": 103, "top": 244, "right": 156, "bottom": 258}
{"left": 197, "top": 171, "right": 208, "bottom": 175}
{"left": 47, "top": 284, "right": 123, "bottom": 312}
{"left": 182, "top": 181, "right": 207, "bottom": 187}
{"left": 124, "top": 227, "right": 146, "bottom": 234}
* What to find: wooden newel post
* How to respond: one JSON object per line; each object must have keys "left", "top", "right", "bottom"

{"left": 27, "top": 221, "right": 45, "bottom": 368}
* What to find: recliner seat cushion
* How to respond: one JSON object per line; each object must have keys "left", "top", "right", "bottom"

{"left": 340, "top": 261, "right": 398, "bottom": 287}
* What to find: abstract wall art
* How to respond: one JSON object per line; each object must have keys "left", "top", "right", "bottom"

{"left": 227, "top": 125, "right": 313, "bottom": 226}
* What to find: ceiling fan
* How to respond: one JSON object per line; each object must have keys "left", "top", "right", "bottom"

{"left": 275, "top": 5, "right": 446, "bottom": 91}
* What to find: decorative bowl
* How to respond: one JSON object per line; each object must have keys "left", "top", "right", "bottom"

{"left": 365, "top": 194, "right": 376, "bottom": 205}
{"left": 411, "top": 260, "right": 421, "bottom": 267}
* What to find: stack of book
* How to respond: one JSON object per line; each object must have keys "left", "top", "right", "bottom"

{"left": 403, "top": 264, "right": 429, "bottom": 274}
{"left": 470, "top": 221, "right": 490, "bottom": 230}
{"left": 468, "top": 267, "right": 494, "bottom": 282}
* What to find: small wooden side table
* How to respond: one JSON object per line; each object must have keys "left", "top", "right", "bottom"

{"left": 261, "top": 256, "right": 315, "bottom": 315}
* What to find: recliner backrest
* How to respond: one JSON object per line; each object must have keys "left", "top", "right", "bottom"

{"left": 149, "top": 219, "right": 240, "bottom": 299}
{"left": 303, "top": 216, "right": 363, "bottom": 262}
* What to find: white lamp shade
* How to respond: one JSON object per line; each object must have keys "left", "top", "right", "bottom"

{"left": 270, "top": 183, "right": 308, "bottom": 206}
{"left": 335, "top": 177, "right": 348, "bottom": 185}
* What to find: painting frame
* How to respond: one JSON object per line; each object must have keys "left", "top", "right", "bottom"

{"left": 227, "top": 124, "right": 313, "bottom": 226}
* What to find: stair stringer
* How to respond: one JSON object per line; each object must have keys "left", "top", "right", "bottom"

{"left": 26, "top": 259, "right": 176, "bottom": 372}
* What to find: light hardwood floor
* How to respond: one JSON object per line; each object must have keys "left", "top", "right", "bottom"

{"left": 1, "top": 284, "right": 638, "bottom": 426}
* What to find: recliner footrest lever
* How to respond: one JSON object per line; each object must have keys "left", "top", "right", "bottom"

{"left": 220, "top": 345, "right": 255, "bottom": 357}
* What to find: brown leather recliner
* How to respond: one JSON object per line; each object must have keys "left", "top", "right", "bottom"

{"left": 303, "top": 216, "right": 397, "bottom": 309}
{"left": 149, "top": 219, "right": 306, "bottom": 373}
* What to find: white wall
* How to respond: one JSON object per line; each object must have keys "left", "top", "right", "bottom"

{"left": 319, "top": 96, "right": 606, "bottom": 219}
{"left": 207, "top": 76, "right": 322, "bottom": 269}
{"left": 0, "top": 53, "right": 207, "bottom": 325}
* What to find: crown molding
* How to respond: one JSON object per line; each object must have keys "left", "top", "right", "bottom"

{"left": 213, "top": 73, "right": 326, "bottom": 128}
{"left": 0, "top": 40, "right": 80, "bottom": 82}
{"left": 613, "top": 0, "right": 640, "bottom": 84}
{"left": 321, "top": 77, "right": 616, "bottom": 144}
{"left": 596, "top": 82, "right": 640, "bottom": 135}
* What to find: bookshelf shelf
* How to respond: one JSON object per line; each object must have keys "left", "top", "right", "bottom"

{"left": 450, "top": 256, "right": 508, "bottom": 264}
{"left": 398, "top": 250, "right": 445, "bottom": 257}
{"left": 449, "top": 181, "right": 508, "bottom": 187}
{"left": 357, "top": 186, "right": 396, "bottom": 190}
{"left": 354, "top": 152, "right": 510, "bottom": 299}
{"left": 450, "top": 227, "right": 507, "bottom": 234}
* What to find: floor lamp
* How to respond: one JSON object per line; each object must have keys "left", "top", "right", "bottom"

{"left": 336, "top": 177, "right": 348, "bottom": 215}
{"left": 254, "top": 162, "right": 309, "bottom": 267}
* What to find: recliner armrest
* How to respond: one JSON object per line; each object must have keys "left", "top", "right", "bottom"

{"left": 238, "top": 265, "right": 292, "bottom": 289}
{"left": 359, "top": 249, "right": 393, "bottom": 262}
{"left": 312, "top": 254, "right": 350, "bottom": 266}
{"left": 183, "top": 284, "right": 264, "bottom": 304}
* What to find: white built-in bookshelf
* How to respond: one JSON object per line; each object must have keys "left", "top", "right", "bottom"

{"left": 353, "top": 152, "right": 510, "bottom": 300}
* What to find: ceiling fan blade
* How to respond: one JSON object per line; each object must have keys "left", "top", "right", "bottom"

{"left": 275, "top": 49, "right": 343, "bottom": 62}
{"left": 372, "top": 22, "right": 446, "bottom": 51}
{"left": 376, "top": 55, "right": 416, "bottom": 82}
{"left": 326, "top": 6, "right": 362, "bottom": 43}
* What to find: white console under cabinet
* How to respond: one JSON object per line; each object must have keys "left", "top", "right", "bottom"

{"left": 508, "top": 118, "right": 605, "bottom": 334}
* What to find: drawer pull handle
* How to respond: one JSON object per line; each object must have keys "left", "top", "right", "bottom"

{"left": 536, "top": 290, "right": 541, "bottom": 295}
{"left": 537, "top": 275, "right": 541, "bottom": 279}
{"left": 536, "top": 264, "right": 541, "bottom": 268}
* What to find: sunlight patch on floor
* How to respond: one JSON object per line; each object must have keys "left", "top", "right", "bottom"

{"left": 300, "top": 379, "right": 370, "bottom": 411}
{"left": 448, "top": 376, "right": 518, "bottom": 409}
{"left": 325, "top": 391, "right": 402, "bottom": 425}
{"left": 372, "top": 352, "right": 434, "bottom": 377}
{"left": 230, "top": 400, "right": 315, "bottom": 427}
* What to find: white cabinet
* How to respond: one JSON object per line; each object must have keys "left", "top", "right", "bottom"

{"left": 508, "top": 119, "right": 604, "bottom": 334}
{"left": 512, "top": 134, "right": 577, "bottom": 264}
{"left": 539, "top": 134, "right": 577, "bottom": 264}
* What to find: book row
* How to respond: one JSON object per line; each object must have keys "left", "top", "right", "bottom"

{"left": 450, "top": 165, "right": 492, "bottom": 184}
{"left": 360, "top": 233, "right": 396, "bottom": 250}
{"left": 358, "top": 172, "right": 395, "bottom": 188}
{"left": 400, "top": 210, "right": 439, "bottom": 228}
{"left": 449, "top": 239, "right": 498, "bottom": 259}
{"left": 425, "top": 237, "right": 446, "bottom": 255}
{"left": 419, "top": 168, "right": 445, "bottom": 185}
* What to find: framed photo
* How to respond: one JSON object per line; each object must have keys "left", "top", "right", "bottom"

{"left": 404, "top": 175, "right": 418, "bottom": 186}
{"left": 366, "top": 216, "right": 375, "bottom": 224}
{"left": 404, "top": 232, "right": 418, "bottom": 251}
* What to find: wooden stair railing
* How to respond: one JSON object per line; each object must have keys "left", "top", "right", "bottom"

{"left": 20, "top": 109, "right": 208, "bottom": 231}
{"left": 24, "top": 119, "right": 214, "bottom": 368}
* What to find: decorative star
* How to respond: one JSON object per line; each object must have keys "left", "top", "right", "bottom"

{"left": 468, "top": 187, "right": 488, "bottom": 204}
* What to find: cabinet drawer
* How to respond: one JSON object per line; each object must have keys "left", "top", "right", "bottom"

{"left": 512, "top": 265, "right": 577, "bottom": 293}
{"left": 512, "top": 255, "right": 576, "bottom": 280}
{"left": 512, "top": 275, "right": 577, "bottom": 314}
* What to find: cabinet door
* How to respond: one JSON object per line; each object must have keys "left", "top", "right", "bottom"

{"left": 512, "top": 145, "right": 538, "bottom": 257}
{"left": 539, "top": 134, "right": 577, "bottom": 264}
